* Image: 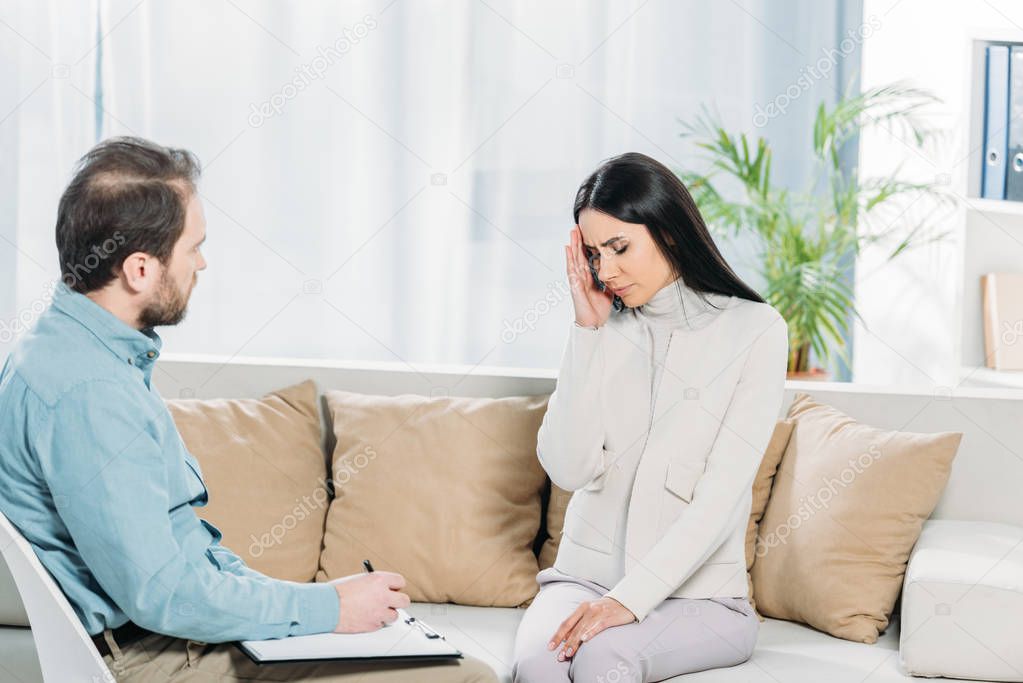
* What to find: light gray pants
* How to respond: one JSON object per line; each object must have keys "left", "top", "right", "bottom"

{"left": 513, "top": 568, "right": 758, "bottom": 683}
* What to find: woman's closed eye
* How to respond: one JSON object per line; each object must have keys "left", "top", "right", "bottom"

{"left": 586, "top": 244, "right": 628, "bottom": 269}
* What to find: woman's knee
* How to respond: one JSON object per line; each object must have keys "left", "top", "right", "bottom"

{"left": 513, "top": 649, "right": 567, "bottom": 683}
{"left": 570, "top": 643, "right": 643, "bottom": 683}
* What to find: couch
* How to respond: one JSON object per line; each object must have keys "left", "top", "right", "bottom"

{"left": 1, "top": 355, "right": 1021, "bottom": 682}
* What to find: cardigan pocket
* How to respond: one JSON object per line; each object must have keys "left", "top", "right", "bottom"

{"left": 564, "top": 448, "right": 616, "bottom": 553}
{"left": 664, "top": 459, "right": 705, "bottom": 504}
{"left": 564, "top": 493, "right": 615, "bottom": 554}
{"left": 581, "top": 447, "right": 614, "bottom": 491}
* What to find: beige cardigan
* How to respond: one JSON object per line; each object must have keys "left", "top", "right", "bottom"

{"left": 537, "top": 290, "right": 788, "bottom": 622}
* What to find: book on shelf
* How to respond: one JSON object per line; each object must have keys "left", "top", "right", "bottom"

{"left": 981, "top": 272, "right": 1023, "bottom": 370}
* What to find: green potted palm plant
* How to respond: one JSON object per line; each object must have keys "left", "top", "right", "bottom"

{"left": 677, "top": 82, "right": 955, "bottom": 378}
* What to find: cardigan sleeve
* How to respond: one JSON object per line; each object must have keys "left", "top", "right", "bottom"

{"left": 604, "top": 311, "right": 788, "bottom": 621}
{"left": 536, "top": 321, "right": 609, "bottom": 491}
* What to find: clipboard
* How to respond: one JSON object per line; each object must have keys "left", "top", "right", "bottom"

{"left": 236, "top": 609, "right": 462, "bottom": 664}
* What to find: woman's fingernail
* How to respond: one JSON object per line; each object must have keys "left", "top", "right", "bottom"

{"left": 547, "top": 641, "right": 555, "bottom": 650}
{"left": 565, "top": 647, "right": 573, "bottom": 656}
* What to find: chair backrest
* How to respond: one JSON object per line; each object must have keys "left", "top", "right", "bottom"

{"left": 0, "top": 511, "right": 113, "bottom": 682}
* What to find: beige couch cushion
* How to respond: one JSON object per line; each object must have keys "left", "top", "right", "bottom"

{"left": 751, "top": 392, "right": 962, "bottom": 643}
{"left": 746, "top": 419, "right": 795, "bottom": 620}
{"left": 166, "top": 380, "right": 328, "bottom": 583}
{"left": 317, "top": 390, "right": 549, "bottom": 607}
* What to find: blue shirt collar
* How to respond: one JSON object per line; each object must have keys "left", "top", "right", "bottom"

{"left": 51, "top": 282, "right": 162, "bottom": 370}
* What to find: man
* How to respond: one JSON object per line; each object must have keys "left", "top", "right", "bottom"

{"left": 0, "top": 137, "right": 495, "bottom": 682}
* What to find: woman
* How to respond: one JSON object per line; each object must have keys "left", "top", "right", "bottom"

{"left": 513, "top": 153, "right": 788, "bottom": 682}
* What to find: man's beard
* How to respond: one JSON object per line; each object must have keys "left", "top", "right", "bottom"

{"left": 139, "top": 273, "right": 193, "bottom": 328}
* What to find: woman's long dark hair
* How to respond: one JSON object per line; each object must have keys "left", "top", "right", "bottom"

{"left": 573, "top": 152, "right": 764, "bottom": 313}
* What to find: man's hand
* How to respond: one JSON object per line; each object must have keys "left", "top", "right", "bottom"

{"left": 330, "top": 571, "right": 411, "bottom": 633}
{"left": 548, "top": 597, "right": 636, "bottom": 660}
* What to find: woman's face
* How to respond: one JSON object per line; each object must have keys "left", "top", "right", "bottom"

{"left": 577, "top": 208, "right": 675, "bottom": 308}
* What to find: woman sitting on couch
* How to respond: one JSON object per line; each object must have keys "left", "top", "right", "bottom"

{"left": 513, "top": 152, "right": 789, "bottom": 682}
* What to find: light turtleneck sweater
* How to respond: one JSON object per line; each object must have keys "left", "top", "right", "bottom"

{"left": 634, "top": 277, "right": 732, "bottom": 419}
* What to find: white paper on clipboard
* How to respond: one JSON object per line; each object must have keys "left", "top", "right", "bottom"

{"left": 237, "top": 609, "right": 461, "bottom": 663}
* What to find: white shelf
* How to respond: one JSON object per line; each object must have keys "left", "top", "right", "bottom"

{"left": 960, "top": 365, "right": 1023, "bottom": 389}
{"left": 957, "top": 33, "right": 1023, "bottom": 379}
{"left": 968, "top": 26, "right": 1023, "bottom": 45}
{"left": 963, "top": 197, "right": 1023, "bottom": 219}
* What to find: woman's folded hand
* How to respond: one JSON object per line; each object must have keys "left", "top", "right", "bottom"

{"left": 547, "top": 596, "right": 637, "bottom": 661}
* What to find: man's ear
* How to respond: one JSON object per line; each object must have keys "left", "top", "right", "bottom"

{"left": 119, "top": 252, "right": 158, "bottom": 295}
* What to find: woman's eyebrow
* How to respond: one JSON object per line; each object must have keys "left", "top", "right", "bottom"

{"left": 583, "top": 236, "right": 626, "bottom": 249}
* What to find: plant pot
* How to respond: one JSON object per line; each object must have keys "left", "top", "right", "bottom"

{"left": 786, "top": 367, "right": 832, "bottom": 381}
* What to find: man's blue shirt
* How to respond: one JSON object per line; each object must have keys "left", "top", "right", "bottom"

{"left": 0, "top": 283, "right": 338, "bottom": 642}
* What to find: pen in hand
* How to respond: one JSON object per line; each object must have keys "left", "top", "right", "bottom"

{"left": 361, "top": 558, "right": 441, "bottom": 639}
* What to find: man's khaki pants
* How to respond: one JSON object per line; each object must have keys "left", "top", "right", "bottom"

{"left": 98, "top": 629, "right": 498, "bottom": 682}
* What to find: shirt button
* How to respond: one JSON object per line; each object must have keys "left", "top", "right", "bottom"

{"left": 127, "top": 358, "right": 134, "bottom": 365}
{"left": 147, "top": 351, "right": 156, "bottom": 359}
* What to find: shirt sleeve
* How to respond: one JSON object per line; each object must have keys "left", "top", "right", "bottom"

{"left": 202, "top": 522, "right": 270, "bottom": 581}
{"left": 536, "top": 322, "right": 609, "bottom": 491}
{"left": 34, "top": 380, "right": 339, "bottom": 642}
{"left": 605, "top": 313, "right": 788, "bottom": 622}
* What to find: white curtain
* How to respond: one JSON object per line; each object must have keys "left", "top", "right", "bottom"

{"left": 3, "top": 0, "right": 859, "bottom": 373}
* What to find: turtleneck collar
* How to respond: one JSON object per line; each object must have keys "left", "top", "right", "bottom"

{"left": 635, "top": 276, "right": 733, "bottom": 329}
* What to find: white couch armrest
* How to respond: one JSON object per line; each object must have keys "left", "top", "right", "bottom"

{"left": 899, "top": 519, "right": 1023, "bottom": 682}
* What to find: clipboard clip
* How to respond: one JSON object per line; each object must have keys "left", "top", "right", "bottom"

{"left": 405, "top": 616, "right": 443, "bottom": 640}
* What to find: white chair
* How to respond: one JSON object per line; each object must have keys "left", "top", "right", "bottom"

{"left": 0, "top": 510, "right": 113, "bottom": 682}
